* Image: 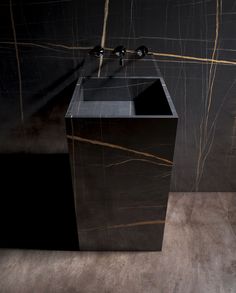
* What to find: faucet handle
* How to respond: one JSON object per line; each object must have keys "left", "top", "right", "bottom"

{"left": 89, "top": 45, "right": 104, "bottom": 57}
{"left": 135, "top": 46, "right": 148, "bottom": 58}
{"left": 113, "top": 45, "right": 126, "bottom": 57}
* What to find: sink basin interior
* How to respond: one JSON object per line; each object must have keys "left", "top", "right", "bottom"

{"left": 77, "top": 77, "right": 173, "bottom": 116}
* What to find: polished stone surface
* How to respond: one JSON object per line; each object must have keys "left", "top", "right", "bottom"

{"left": 66, "top": 117, "right": 177, "bottom": 250}
{"left": 0, "top": 192, "right": 236, "bottom": 292}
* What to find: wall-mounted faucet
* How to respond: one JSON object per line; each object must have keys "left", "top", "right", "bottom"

{"left": 89, "top": 45, "right": 149, "bottom": 67}
{"left": 113, "top": 45, "right": 126, "bottom": 66}
{"left": 135, "top": 46, "right": 148, "bottom": 58}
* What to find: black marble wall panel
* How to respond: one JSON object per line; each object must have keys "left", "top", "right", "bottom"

{"left": 0, "top": 0, "right": 235, "bottom": 191}
{"left": 0, "top": 0, "right": 104, "bottom": 152}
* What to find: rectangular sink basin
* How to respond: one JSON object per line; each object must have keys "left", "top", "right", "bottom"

{"left": 66, "top": 73, "right": 178, "bottom": 251}
{"left": 68, "top": 77, "right": 176, "bottom": 118}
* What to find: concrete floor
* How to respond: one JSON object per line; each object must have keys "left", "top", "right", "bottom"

{"left": 0, "top": 192, "right": 236, "bottom": 293}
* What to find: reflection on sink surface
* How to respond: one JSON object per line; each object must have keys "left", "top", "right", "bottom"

{"left": 72, "top": 77, "right": 175, "bottom": 117}
{"left": 83, "top": 77, "right": 135, "bottom": 102}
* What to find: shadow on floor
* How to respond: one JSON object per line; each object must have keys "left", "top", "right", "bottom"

{"left": 0, "top": 154, "right": 79, "bottom": 250}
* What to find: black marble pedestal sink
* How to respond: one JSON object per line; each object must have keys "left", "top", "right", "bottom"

{"left": 65, "top": 55, "right": 178, "bottom": 250}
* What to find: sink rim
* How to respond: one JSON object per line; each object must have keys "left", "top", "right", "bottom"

{"left": 66, "top": 76, "right": 178, "bottom": 119}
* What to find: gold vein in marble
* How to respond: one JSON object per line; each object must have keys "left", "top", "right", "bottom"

{"left": 67, "top": 135, "right": 173, "bottom": 166}
{"left": 195, "top": 0, "right": 222, "bottom": 190}
{"left": 98, "top": 0, "right": 110, "bottom": 77}
{"left": 118, "top": 204, "right": 166, "bottom": 210}
{"left": 9, "top": 0, "right": 24, "bottom": 123}
{"left": 106, "top": 158, "right": 172, "bottom": 168}
{"left": 45, "top": 42, "right": 93, "bottom": 50}
{"left": 207, "top": 0, "right": 221, "bottom": 115}
{"left": 1, "top": 41, "right": 236, "bottom": 66}
{"left": 80, "top": 220, "right": 165, "bottom": 232}
{"left": 203, "top": 0, "right": 221, "bottom": 143}
{"left": 132, "top": 50, "right": 236, "bottom": 66}
{"left": 106, "top": 47, "right": 236, "bottom": 65}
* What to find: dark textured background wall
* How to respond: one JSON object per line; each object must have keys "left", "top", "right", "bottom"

{"left": 0, "top": 0, "right": 235, "bottom": 191}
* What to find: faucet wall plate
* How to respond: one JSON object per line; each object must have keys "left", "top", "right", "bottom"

{"left": 135, "top": 45, "right": 149, "bottom": 58}
{"left": 89, "top": 45, "right": 104, "bottom": 57}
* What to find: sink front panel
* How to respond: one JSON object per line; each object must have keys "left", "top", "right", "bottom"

{"left": 66, "top": 117, "right": 177, "bottom": 250}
